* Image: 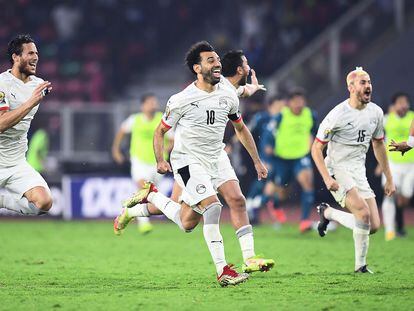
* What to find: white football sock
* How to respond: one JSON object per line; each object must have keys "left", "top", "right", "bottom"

{"left": 148, "top": 192, "right": 184, "bottom": 230}
{"left": 128, "top": 203, "right": 151, "bottom": 217}
{"left": 0, "top": 194, "right": 44, "bottom": 215}
{"left": 137, "top": 216, "right": 150, "bottom": 224}
{"left": 353, "top": 220, "right": 370, "bottom": 270}
{"left": 236, "top": 225, "right": 255, "bottom": 262}
{"left": 382, "top": 196, "right": 395, "bottom": 234}
{"left": 203, "top": 203, "right": 227, "bottom": 275}
{"left": 325, "top": 206, "right": 355, "bottom": 230}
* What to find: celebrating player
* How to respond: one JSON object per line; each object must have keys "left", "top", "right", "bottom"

{"left": 118, "top": 41, "right": 269, "bottom": 286}
{"left": 112, "top": 93, "right": 173, "bottom": 234}
{"left": 115, "top": 49, "right": 275, "bottom": 275}
{"left": 0, "top": 34, "right": 53, "bottom": 216}
{"left": 311, "top": 67, "right": 395, "bottom": 273}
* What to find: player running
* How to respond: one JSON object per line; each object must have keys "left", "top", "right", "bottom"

{"left": 115, "top": 49, "right": 275, "bottom": 275}
{"left": 0, "top": 34, "right": 53, "bottom": 216}
{"left": 118, "top": 41, "right": 269, "bottom": 286}
{"left": 311, "top": 67, "right": 395, "bottom": 273}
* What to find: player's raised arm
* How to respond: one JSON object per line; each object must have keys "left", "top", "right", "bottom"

{"left": 231, "top": 116, "right": 267, "bottom": 180}
{"left": 240, "top": 69, "right": 266, "bottom": 98}
{"left": 0, "top": 81, "right": 51, "bottom": 133}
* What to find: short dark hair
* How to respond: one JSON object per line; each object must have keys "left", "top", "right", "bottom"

{"left": 185, "top": 41, "right": 215, "bottom": 75}
{"left": 267, "top": 94, "right": 286, "bottom": 105}
{"left": 288, "top": 87, "right": 306, "bottom": 99}
{"left": 221, "top": 50, "right": 244, "bottom": 77}
{"left": 391, "top": 92, "right": 410, "bottom": 104}
{"left": 7, "top": 34, "right": 35, "bottom": 65}
{"left": 140, "top": 92, "right": 156, "bottom": 103}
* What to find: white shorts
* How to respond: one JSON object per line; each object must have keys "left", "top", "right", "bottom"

{"left": 382, "top": 162, "right": 414, "bottom": 198}
{"left": 131, "top": 158, "right": 163, "bottom": 184}
{"left": 0, "top": 160, "right": 50, "bottom": 199}
{"left": 174, "top": 150, "right": 238, "bottom": 208}
{"left": 329, "top": 166, "right": 375, "bottom": 207}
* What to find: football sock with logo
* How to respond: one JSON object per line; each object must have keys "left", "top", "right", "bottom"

{"left": 325, "top": 206, "right": 355, "bottom": 230}
{"left": 147, "top": 192, "right": 184, "bottom": 230}
{"left": 203, "top": 202, "right": 227, "bottom": 275}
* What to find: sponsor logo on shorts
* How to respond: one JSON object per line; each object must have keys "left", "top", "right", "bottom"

{"left": 196, "top": 184, "right": 206, "bottom": 194}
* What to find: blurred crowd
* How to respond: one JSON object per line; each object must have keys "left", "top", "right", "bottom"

{"left": 0, "top": 0, "right": 365, "bottom": 105}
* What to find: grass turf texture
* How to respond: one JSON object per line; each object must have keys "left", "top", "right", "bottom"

{"left": 0, "top": 221, "right": 413, "bottom": 310}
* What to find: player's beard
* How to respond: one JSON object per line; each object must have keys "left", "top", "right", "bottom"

{"left": 201, "top": 67, "right": 221, "bottom": 86}
{"left": 238, "top": 73, "right": 248, "bottom": 86}
{"left": 357, "top": 89, "right": 371, "bottom": 104}
{"left": 19, "top": 59, "right": 36, "bottom": 76}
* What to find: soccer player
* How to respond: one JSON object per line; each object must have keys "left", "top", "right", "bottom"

{"left": 115, "top": 49, "right": 275, "bottom": 275}
{"left": 112, "top": 93, "right": 172, "bottom": 234}
{"left": 379, "top": 93, "right": 414, "bottom": 239}
{"left": 244, "top": 95, "right": 286, "bottom": 224}
{"left": 311, "top": 67, "right": 395, "bottom": 273}
{"left": 118, "top": 41, "right": 269, "bottom": 286}
{"left": 0, "top": 34, "right": 53, "bottom": 216}
{"left": 263, "top": 88, "right": 317, "bottom": 232}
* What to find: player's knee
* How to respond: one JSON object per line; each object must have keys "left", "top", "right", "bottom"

{"left": 182, "top": 220, "right": 197, "bottom": 232}
{"left": 228, "top": 194, "right": 246, "bottom": 211}
{"left": 356, "top": 206, "right": 370, "bottom": 223}
{"left": 370, "top": 225, "right": 379, "bottom": 234}
{"left": 36, "top": 195, "right": 53, "bottom": 212}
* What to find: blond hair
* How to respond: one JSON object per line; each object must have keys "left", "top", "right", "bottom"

{"left": 346, "top": 67, "right": 369, "bottom": 86}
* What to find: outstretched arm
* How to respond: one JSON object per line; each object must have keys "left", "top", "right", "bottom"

{"left": 372, "top": 139, "right": 395, "bottom": 196}
{"left": 232, "top": 119, "right": 267, "bottom": 180}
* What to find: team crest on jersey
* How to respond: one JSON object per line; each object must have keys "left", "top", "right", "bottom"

{"left": 219, "top": 97, "right": 228, "bottom": 109}
{"left": 323, "top": 129, "right": 331, "bottom": 139}
{"left": 196, "top": 184, "right": 206, "bottom": 194}
{"left": 164, "top": 106, "right": 171, "bottom": 120}
{"left": 0, "top": 91, "right": 5, "bottom": 103}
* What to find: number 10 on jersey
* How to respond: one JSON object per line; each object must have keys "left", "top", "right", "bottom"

{"left": 206, "top": 110, "right": 215, "bottom": 125}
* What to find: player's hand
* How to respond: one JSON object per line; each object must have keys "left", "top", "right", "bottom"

{"left": 157, "top": 160, "right": 172, "bottom": 174}
{"left": 324, "top": 177, "right": 339, "bottom": 191}
{"left": 384, "top": 179, "right": 396, "bottom": 197}
{"left": 250, "top": 69, "right": 266, "bottom": 92}
{"left": 112, "top": 149, "right": 124, "bottom": 164}
{"left": 29, "top": 81, "right": 52, "bottom": 107}
{"left": 254, "top": 160, "right": 268, "bottom": 180}
{"left": 389, "top": 139, "right": 411, "bottom": 155}
{"left": 374, "top": 164, "right": 382, "bottom": 177}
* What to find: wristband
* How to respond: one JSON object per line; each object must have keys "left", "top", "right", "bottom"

{"left": 407, "top": 135, "right": 414, "bottom": 148}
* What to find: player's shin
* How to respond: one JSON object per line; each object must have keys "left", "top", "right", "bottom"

{"left": 147, "top": 192, "right": 184, "bottom": 230}
{"left": 325, "top": 206, "right": 355, "bottom": 230}
{"left": 353, "top": 220, "right": 370, "bottom": 270}
{"left": 203, "top": 202, "right": 227, "bottom": 275}
{"left": 236, "top": 225, "right": 255, "bottom": 262}
{"left": 0, "top": 194, "right": 45, "bottom": 215}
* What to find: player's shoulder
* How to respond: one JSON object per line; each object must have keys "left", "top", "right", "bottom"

{"left": 30, "top": 75, "right": 44, "bottom": 84}
{"left": 0, "top": 70, "right": 13, "bottom": 84}
{"left": 167, "top": 84, "right": 195, "bottom": 108}
{"left": 367, "top": 102, "right": 383, "bottom": 114}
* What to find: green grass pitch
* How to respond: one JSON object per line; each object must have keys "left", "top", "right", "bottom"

{"left": 0, "top": 220, "right": 413, "bottom": 310}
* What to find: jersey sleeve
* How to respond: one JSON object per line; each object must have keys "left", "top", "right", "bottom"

{"left": 120, "top": 115, "right": 136, "bottom": 133}
{"left": 372, "top": 108, "right": 385, "bottom": 140}
{"left": 161, "top": 96, "right": 182, "bottom": 129}
{"left": 236, "top": 86, "right": 245, "bottom": 97}
{"left": 228, "top": 94, "right": 242, "bottom": 123}
{"left": 316, "top": 109, "right": 340, "bottom": 144}
{"left": 0, "top": 80, "right": 9, "bottom": 111}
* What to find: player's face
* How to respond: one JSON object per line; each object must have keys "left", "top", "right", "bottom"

{"left": 238, "top": 56, "right": 250, "bottom": 86}
{"left": 16, "top": 43, "right": 39, "bottom": 76}
{"left": 142, "top": 96, "right": 159, "bottom": 114}
{"left": 353, "top": 74, "right": 372, "bottom": 104}
{"left": 198, "top": 51, "right": 221, "bottom": 85}
{"left": 394, "top": 96, "right": 409, "bottom": 117}
{"left": 289, "top": 95, "right": 305, "bottom": 115}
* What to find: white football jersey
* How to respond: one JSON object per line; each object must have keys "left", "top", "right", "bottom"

{"left": 162, "top": 79, "right": 241, "bottom": 172}
{"left": 0, "top": 70, "right": 44, "bottom": 167}
{"left": 316, "top": 99, "right": 384, "bottom": 171}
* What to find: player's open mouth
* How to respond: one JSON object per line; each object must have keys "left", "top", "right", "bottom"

{"left": 212, "top": 68, "right": 221, "bottom": 78}
{"left": 29, "top": 62, "right": 37, "bottom": 70}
